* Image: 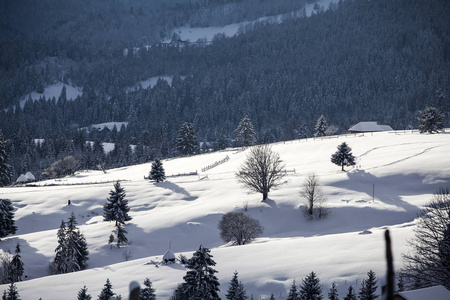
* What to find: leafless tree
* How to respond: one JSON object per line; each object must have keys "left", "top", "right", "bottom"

{"left": 401, "top": 187, "right": 450, "bottom": 290}
{"left": 218, "top": 212, "right": 263, "bottom": 245}
{"left": 43, "top": 155, "right": 80, "bottom": 179}
{"left": 300, "top": 174, "right": 328, "bottom": 218}
{"left": 236, "top": 144, "right": 286, "bottom": 201}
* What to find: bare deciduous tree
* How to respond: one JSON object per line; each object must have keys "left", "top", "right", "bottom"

{"left": 301, "top": 174, "right": 328, "bottom": 218}
{"left": 218, "top": 212, "right": 263, "bottom": 245}
{"left": 401, "top": 187, "right": 450, "bottom": 290}
{"left": 236, "top": 144, "right": 286, "bottom": 201}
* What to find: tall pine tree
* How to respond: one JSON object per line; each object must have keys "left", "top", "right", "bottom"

{"left": 77, "top": 286, "right": 92, "bottom": 300}
{"left": 0, "top": 199, "right": 17, "bottom": 239}
{"left": 2, "top": 282, "right": 20, "bottom": 300}
{"left": 299, "top": 271, "right": 323, "bottom": 300}
{"left": 0, "top": 131, "right": 12, "bottom": 187}
{"left": 182, "top": 245, "right": 220, "bottom": 300}
{"left": 327, "top": 283, "right": 338, "bottom": 300}
{"left": 343, "top": 286, "right": 356, "bottom": 300}
{"left": 98, "top": 279, "right": 115, "bottom": 300}
{"left": 103, "top": 181, "right": 132, "bottom": 226}
{"left": 234, "top": 115, "right": 256, "bottom": 147}
{"left": 176, "top": 122, "right": 199, "bottom": 156}
{"left": 287, "top": 280, "right": 300, "bottom": 300}
{"left": 358, "top": 270, "right": 378, "bottom": 300}
{"left": 9, "top": 243, "right": 24, "bottom": 283}
{"left": 226, "top": 271, "right": 248, "bottom": 300}
{"left": 314, "top": 115, "right": 328, "bottom": 138}
{"left": 139, "top": 278, "right": 156, "bottom": 300}
{"left": 149, "top": 158, "right": 166, "bottom": 183}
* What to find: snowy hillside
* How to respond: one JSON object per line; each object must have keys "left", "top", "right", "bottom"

{"left": 1, "top": 130, "right": 449, "bottom": 299}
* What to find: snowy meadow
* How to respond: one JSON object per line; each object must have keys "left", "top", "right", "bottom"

{"left": 1, "top": 130, "right": 450, "bottom": 299}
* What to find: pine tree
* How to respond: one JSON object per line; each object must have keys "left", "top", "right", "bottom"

{"left": 103, "top": 181, "right": 132, "bottom": 226}
{"left": 176, "top": 122, "right": 199, "bottom": 156}
{"left": 287, "top": 280, "right": 300, "bottom": 300}
{"left": 116, "top": 224, "right": 128, "bottom": 248}
{"left": 149, "top": 158, "right": 166, "bottom": 183}
{"left": 52, "top": 213, "right": 89, "bottom": 274}
{"left": 418, "top": 106, "right": 445, "bottom": 134}
{"left": 0, "top": 199, "right": 17, "bottom": 238}
{"left": 3, "top": 283, "right": 20, "bottom": 300}
{"left": 358, "top": 270, "right": 378, "bottom": 300}
{"left": 234, "top": 115, "right": 256, "bottom": 147}
{"left": 314, "top": 115, "right": 328, "bottom": 137}
{"left": 0, "top": 131, "right": 12, "bottom": 187}
{"left": 9, "top": 243, "right": 24, "bottom": 283}
{"left": 269, "top": 294, "right": 275, "bottom": 300}
{"left": 77, "top": 286, "right": 92, "bottom": 300}
{"left": 139, "top": 278, "right": 156, "bottom": 300}
{"left": 98, "top": 279, "right": 115, "bottom": 300}
{"left": 183, "top": 245, "right": 220, "bottom": 299}
{"left": 299, "top": 271, "right": 323, "bottom": 300}
{"left": 330, "top": 142, "right": 356, "bottom": 171}
{"left": 343, "top": 286, "right": 356, "bottom": 300}
{"left": 226, "top": 271, "right": 248, "bottom": 300}
{"left": 108, "top": 234, "right": 115, "bottom": 249}
{"left": 327, "top": 283, "right": 338, "bottom": 300}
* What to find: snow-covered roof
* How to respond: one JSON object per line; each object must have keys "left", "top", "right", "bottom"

{"left": 349, "top": 122, "right": 393, "bottom": 133}
{"left": 163, "top": 248, "right": 176, "bottom": 261}
{"left": 25, "top": 172, "right": 35, "bottom": 180}
{"left": 395, "top": 285, "right": 450, "bottom": 300}
{"left": 16, "top": 174, "right": 28, "bottom": 183}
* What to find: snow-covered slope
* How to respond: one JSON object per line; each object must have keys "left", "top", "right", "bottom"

{"left": 1, "top": 130, "right": 449, "bottom": 299}
{"left": 20, "top": 82, "right": 83, "bottom": 108}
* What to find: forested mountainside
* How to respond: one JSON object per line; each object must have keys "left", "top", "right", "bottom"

{"left": 0, "top": 0, "right": 449, "bottom": 181}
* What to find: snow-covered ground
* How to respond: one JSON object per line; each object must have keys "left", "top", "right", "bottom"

{"left": 20, "top": 82, "right": 83, "bottom": 108}
{"left": 1, "top": 130, "right": 449, "bottom": 299}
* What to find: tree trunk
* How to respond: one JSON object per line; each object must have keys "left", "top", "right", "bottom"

{"left": 341, "top": 163, "right": 344, "bottom": 171}
{"left": 262, "top": 191, "right": 268, "bottom": 201}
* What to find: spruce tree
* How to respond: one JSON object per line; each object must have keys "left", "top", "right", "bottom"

{"left": 9, "top": 243, "right": 24, "bottom": 283}
{"left": 418, "top": 106, "right": 445, "bottom": 134}
{"left": 234, "top": 115, "right": 256, "bottom": 147}
{"left": 343, "top": 286, "right": 356, "bottom": 300}
{"left": 77, "top": 286, "right": 92, "bottom": 300}
{"left": 0, "top": 131, "right": 12, "bottom": 187}
{"left": 299, "top": 271, "right": 323, "bottom": 300}
{"left": 183, "top": 245, "right": 220, "bottom": 299}
{"left": 327, "top": 283, "right": 338, "bottom": 300}
{"left": 149, "top": 158, "right": 166, "bottom": 183}
{"left": 314, "top": 115, "right": 328, "bottom": 137}
{"left": 287, "top": 280, "right": 300, "bottom": 300}
{"left": 98, "top": 279, "right": 115, "bottom": 300}
{"left": 331, "top": 142, "right": 356, "bottom": 171}
{"left": 103, "top": 181, "right": 132, "bottom": 226}
{"left": 358, "top": 270, "right": 378, "bottom": 300}
{"left": 53, "top": 220, "right": 67, "bottom": 274}
{"left": 176, "top": 122, "right": 199, "bottom": 156}
{"left": 0, "top": 199, "right": 17, "bottom": 238}
{"left": 3, "top": 282, "right": 20, "bottom": 300}
{"left": 139, "top": 278, "right": 156, "bottom": 300}
{"left": 116, "top": 224, "right": 128, "bottom": 248}
{"left": 226, "top": 271, "right": 248, "bottom": 300}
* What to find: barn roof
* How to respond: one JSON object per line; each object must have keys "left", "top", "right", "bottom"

{"left": 349, "top": 122, "right": 393, "bottom": 132}
{"left": 395, "top": 285, "right": 450, "bottom": 300}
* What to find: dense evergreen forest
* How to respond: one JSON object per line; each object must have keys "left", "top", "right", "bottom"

{"left": 0, "top": 0, "right": 449, "bottom": 181}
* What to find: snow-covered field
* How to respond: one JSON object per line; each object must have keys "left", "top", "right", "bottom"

{"left": 20, "top": 82, "right": 83, "bottom": 108}
{"left": 1, "top": 130, "right": 449, "bottom": 299}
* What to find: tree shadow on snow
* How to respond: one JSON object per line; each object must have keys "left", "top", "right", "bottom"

{"left": 154, "top": 181, "right": 197, "bottom": 201}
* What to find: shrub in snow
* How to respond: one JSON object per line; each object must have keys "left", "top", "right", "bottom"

{"left": 300, "top": 174, "right": 329, "bottom": 219}
{"left": 236, "top": 144, "right": 286, "bottom": 201}
{"left": 42, "top": 155, "right": 80, "bottom": 179}
{"left": 218, "top": 212, "right": 263, "bottom": 245}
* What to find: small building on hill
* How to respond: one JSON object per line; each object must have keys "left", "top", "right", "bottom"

{"left": 394, "top": 285, "right": 450, "bottom": 300}
{"left": 349, "top": 121, "right": 393, "bottom": 133}
{"left": 163, "top": 248, "right": 176, "bottom": 264}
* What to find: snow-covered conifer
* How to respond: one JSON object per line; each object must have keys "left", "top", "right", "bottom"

{"left": 98, "top": 279, "right": 115, "bottom": 300}
{"left": 183, "top": 245, "right": 220, "bottom": 299}
{"left": 314, "top": 115, "right": 328, "bottom": 137}
{"left": 77, "top": 286, "right": 91, "bottom": 300}
{"left": 103, "top": 181, "right": 132, "bottom": 226}
{"left": 176, "top": 122, "right": 199, "bottom": 155}
{"left": 331, "top": 142, "right": 356, "bottom": 171}
{"left": 358, "top": 270, "right": 378, "bottom": 300}
{"left": 149, "top": 158, "right": 166, "bottom": 183}
{"left": 343, "top": 286, "right": 356, "bottom": 300}
{"left": 0, "top": 132, "right": 12, "bottom": 187}
{"left": 3, "top": 282, "right": 20, "bottom": 300}
{"left": 327, "top": 283, "right": 338, "bottom": 300}
{"left": 287, "top": 280, "right": 300, "bottom": 300}
{"left": 226, "top": 271, "right": 248, "bottom": 300}
{"left": 116, "top": 224, "right": 128, "bottom": 248}
{"left": 9, "top": 243, "right": 24, "bottom": 283}
{"left": 418, "top": 106, "right": 445, "bottom": 134}
{"left": 139, "top": 278, "right": 156, "bottom": 300}
{"left": 235, "top": 115, "right": 256, "bottom": 147}
{"left": 299, "top": 271, "right": 323, "bottom": 300}
{"left": 0, "top": 199, "right": 17, "bottom": 238}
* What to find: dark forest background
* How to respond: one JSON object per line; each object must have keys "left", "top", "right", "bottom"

{"left": 0, "top": 0, "right": 449, "bottom": 181}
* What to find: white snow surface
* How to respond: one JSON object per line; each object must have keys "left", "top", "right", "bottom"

{"left": 1, "top": 130, "right": 450, "bottom": 299}
{"left": 20, "top": 82, "right": 83, "bottom": 108}
{"left": 125, "top": 76, "right": 173, "bottom": 93}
